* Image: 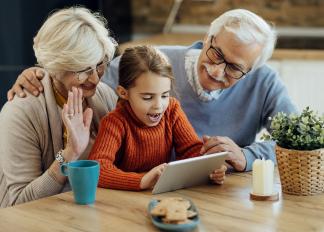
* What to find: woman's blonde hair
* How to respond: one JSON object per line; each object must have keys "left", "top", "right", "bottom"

{"left": 33, "top": 7, "right": 117, "bottom": 75}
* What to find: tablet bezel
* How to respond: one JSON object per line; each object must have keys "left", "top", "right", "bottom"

{"left": 152, "top": 152, "right": 228, "bottom": 194}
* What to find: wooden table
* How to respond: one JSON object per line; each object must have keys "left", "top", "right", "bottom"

{"left": 1, "top": 171, "right": 324, "bottom": 232}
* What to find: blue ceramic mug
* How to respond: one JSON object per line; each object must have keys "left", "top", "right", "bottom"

{"left": 61, "top": 160, "right": 100, "bottom": 205}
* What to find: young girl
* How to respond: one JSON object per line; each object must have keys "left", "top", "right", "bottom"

{"left": 89, "top": 45, "right": 226, "bottom": 190}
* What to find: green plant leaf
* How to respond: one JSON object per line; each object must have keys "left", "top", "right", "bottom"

{"left": 262, "top": 107, "right": 324, "bottom": 150}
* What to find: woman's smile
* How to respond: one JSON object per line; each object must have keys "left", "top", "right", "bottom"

{"left": 80, "top": 82, "right": 96, "bottom": 91}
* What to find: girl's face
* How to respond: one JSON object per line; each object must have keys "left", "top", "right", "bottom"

{"left": 118, "top": 71, "right": 171, "bottom": 127}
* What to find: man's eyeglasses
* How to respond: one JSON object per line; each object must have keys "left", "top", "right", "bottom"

{"left": 206, "top": 36, "right": 249, "bottom": 80}
{"left": 75, "top": 56, "right": 110, "bottom": 82}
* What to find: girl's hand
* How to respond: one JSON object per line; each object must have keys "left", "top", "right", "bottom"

{"left": 209, "top": 164, "right": 227, "bottom": 185}
{"left": 62, "top": 87, "right": 93, "bottom": 161}
{"left": 140, "top": 163, "right": 167, "bottom": 190}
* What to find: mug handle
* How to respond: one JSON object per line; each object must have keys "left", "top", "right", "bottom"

{"left": 60, "top": 163, "right": 69, "bottom": 176}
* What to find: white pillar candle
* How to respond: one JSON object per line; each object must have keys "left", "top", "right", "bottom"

{"left": 252, "top": 159, "right": 274, "bottom": 196}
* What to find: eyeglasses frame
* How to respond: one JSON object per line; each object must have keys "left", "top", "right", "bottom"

{"left": 206, "top": 36, "right": 250, "bottom": 80}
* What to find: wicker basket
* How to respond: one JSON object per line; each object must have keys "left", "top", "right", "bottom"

{"left": 276, "top": 145, "right": 324, "bottom": 195}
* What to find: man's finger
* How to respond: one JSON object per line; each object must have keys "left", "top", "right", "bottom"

{"left": 27, "top": 72, "right": 44, "bottom": 92}
{"left": 225, "top": 159, "right": 236, "bottom": 168}
{"left": 211, "top": 136, "right": 230, "bottom": 144}
{"left": 200, "top": 135, "right": 211, "bottom": 153}
{"left": 204, "top": 143, "right": 231, "bottom": 155}
{"left": 201, "top": 139, "right": 223, "bottom": 154}
{"left": 35, "top": 68, "right": 45, "bottom": 79}
{"left": 12, "top": 85, "right": 27, "bottom": 98}
{"left": 20, "top": 75, "right": 39, "bottom": 96}
{"left": 202, "top": 135, "right": 210, "bottom": 143}
{"left": 203, "top": 145, "right": 223, "bottom": 155}
{"left": 7, "top": 89, "right": 15, "bottom": 101}
{"left": 225, "top": 162, "right": 232, "bottom": 169}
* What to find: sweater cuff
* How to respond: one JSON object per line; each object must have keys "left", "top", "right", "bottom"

{"left": 241, "top": 148, "right": 254, "bottom": 172}
{"left": 128, "top": 173, "right": 146, "bottom": 191}
{"left": 31, "top": 170, "right": 65, "bottom": 199}
{"left": 101, "top": 172, "right": 146, "bottom": 191}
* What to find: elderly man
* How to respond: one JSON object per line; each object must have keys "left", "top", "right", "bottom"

{"left": 7, "top": 9, "right": 297, "bottom": 172}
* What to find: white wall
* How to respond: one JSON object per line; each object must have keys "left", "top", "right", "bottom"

{"left": 267, "top": 60, "right": 324, "bottom": 115}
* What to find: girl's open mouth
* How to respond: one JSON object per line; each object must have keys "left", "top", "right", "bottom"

{"left": 147, "top": 113, "right": 162, "bottom": 123}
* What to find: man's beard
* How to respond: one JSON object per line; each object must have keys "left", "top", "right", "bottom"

{"left": 202, "top": 63, "right": 229, "bottom": 85}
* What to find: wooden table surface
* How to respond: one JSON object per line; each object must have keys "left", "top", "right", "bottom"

{"left": 1, "top": 171, "right": 324, "bottom": 232}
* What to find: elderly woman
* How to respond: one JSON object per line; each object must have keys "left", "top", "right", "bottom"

{"left": 0, "top": 7, "right": 117, "bottom": 207}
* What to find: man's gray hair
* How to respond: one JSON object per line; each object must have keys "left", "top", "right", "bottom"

{"left": 208, "top": 9, "right": 277, "bottom": 70}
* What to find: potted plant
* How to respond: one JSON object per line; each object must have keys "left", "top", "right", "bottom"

{"left": 262, "top": 107, "right": 324, "bottom": 195}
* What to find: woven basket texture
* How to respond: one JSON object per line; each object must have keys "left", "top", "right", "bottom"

{"left": 276, "top": 146, "right": 324, "bottom": 195}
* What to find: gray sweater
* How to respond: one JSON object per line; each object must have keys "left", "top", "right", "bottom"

{"left": 103, "top": 42, "right": 297, "bottom": 171}
{"left": 0, "top": 74, "right": 117, "bottom": 207}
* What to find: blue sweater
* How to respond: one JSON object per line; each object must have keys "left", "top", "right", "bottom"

{"left": 102, "top": 42, "right": 297, "bottom": 171}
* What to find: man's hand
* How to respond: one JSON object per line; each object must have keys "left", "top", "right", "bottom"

{"left": 140, "top": 163, "right": 167, "bottom": 190}
{"left": 209, "top": 164, "right": 227, "bottom": 184}
{"left": 7, "top": 67, "right": 45, "bottom": 101}
{"left": 200, "top": 135, "right": 247, "bottom": 172}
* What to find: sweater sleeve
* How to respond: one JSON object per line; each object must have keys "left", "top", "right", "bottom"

{"left": 89, "top": 114, "right": 145, "bottom": 191}
{"left": 170, "top": 99, "right": 203, "bottom": 160}
{"left": 101, "top": 56, "right": 120, "bottom": 90}
{"left": 242, "top": 68, "right": 298, "bottom": 171}
{"left": 0, "top": 99, "right": 64, "bottom": 207}
{"left": 97, "top": 82, "right": 118, "bottom": 112}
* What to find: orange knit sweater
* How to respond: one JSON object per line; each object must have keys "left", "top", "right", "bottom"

{"left": 89, "top": 97, "right": 203, "bottom": 191}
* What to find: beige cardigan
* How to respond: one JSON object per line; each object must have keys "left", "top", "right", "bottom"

{"left": 0, "top": 74, "right": 117, "bottom": 207}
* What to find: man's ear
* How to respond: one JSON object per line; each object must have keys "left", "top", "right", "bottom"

{"left": 116, "top": 85, "right": 128, "bottom": 100}
{"left": 203, "top": 33, "right": 209, "bottom": 44}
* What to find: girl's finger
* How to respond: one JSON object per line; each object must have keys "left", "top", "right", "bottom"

{"left": 213, "top": 165, "right": 227, "bottom": 173}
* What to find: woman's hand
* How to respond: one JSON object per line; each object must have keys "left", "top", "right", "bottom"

{"left": 200, "top": 135, "right": 247, "bottom": 171}
{"left": 140, "top": 163, "right": 167, "bottom": 190}
{"left": 62, "top": 87, "right": 93, "bottom": 161}
{"left": 7, "top": 67, "right": 45, "bottom": 101}
{"left": 209, "top": 165, "right": 227, "bottom": 185}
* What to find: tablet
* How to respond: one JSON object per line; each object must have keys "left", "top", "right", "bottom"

{"left": 152, "top": 152, "right": 228, "bottom": 194}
